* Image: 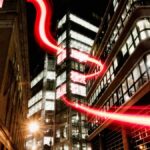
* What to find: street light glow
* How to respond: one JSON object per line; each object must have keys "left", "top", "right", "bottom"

{"left": 28, "top": 121, "right": 39, "bottom": 133}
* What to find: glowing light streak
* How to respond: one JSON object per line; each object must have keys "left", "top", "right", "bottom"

{"left": 26, "top": 0, "right": 150, "bottom": 128}
{"left": 61, "top": 96, "right": 150, "bottom": 127}
{"left": 26, "top": 0, "right": 62, "bottom": 54}
{"left": 27, "top": 0, "right": 103, "bottom": 80}
{"left": 0, "top": 0, "right": 4, "bottom": 8}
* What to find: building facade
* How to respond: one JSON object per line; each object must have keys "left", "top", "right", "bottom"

{"left": 26, "top": 54, "right": 56, "bottom": 150}
{"left": 87, "top": 0, "right": 150, "bottom": 149}
{"left": 54, "top": 12, "right": 98, "bottom": 150}
{"left": 0, "top": 0, "right": 30, "bottom": 149}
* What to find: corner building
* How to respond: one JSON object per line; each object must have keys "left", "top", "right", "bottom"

{"left": 0, "top": 0, "right": 30, "bottom": 149}
{"left": 86, "top": 0, "right": 150, "bottom": 149}
{"left": 54, "top": 12, "right": 98, "bottom": 150}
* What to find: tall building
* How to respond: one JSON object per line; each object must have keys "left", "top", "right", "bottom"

{"left": 0, "top": 0, "right": 30, "bottom": 149}
{"left": 54, "top": 12, "right": 98, "bottom": 150}
{"left": 86, "top": 0, "right": 150, "bottom": 149}
{"left": 26, "top": 54, "right": 56, "bottom": 150}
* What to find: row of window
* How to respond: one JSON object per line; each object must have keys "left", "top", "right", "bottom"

{"left": 31, "top": 71, "right": 56, "bottom": 88}
{"left": 58, "top": 13, "right": 98, "bottom": 33}
{"left": 105, "top": 0, "right": 140, "bottom": 59}
{"left": 57, "top": 38, "right": 91, "bottom": 65}
{"left": 89, "top": 18, "right": 150, "bottom": 105}
{"left": 93, "top": 53, "right": 150, "bottom": 125}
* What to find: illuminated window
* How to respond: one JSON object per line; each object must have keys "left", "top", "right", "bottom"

{"left": 113, "top": 58, "right": 118, "bottom": 69}
{"left": 133, "top": 66, "right": 140, "bottom": 82}
{"left": 45, "top": 91, "right": 55, "bottom": 99}
{"left": 70, "top": 49, "right": 89, "bottom": 62}
{"left": 0, "top": 0, "right": 4, "bottom": 8}
{"left": 31, "top": 71, "right": 44, "bottom": 88}
{"left": 56, "top": 83, "right": 66, "bottom": 99}
{"left": 28, "top": 90, "right": 42, "bottom": 107}
{"left": 28, "top": 101, "right": 42, "bottom": 117}
{"left": 45, "top": 101, "right": 54, "bottom": 110}
{"left": 56, "top": 71, "right": 66, "bottom": 87}
{"left": 70, "top": 39, "right": 91, "bottom": 53}
{"left": 69, "top": 14, "right": 98, "bottom": 33}
{"left": 113, "top": 0, "right": 118, "bottom": 11}
{"left": 46, "top": 71, "right": 56, "bottom": 80}
{"left": 58, "top": 15, "right": 66, "bottom": 28}
{"left": 56, "top": 129, "right": 60, "bottom": 138}
{"left": 146, "top": 54, "right": 150, "bottom": 67}
{"left": 58, "top": 31, "right": 66, "bottom": 44}
{"left": 70, "top": 30, "right": 94, "bottom": 46}
{"left": 57, "top": 50, "right": 66, "bottom": 65}
{"left": 64, "top": 144, "right": 69, "bottom": 150}
{"left": 44, "top": 136, "right": 53, "bottom": 145}
{"left": 70, "top": 83, "right": 86, "bottom": 96}
{"left": 70, "top": 70, "right": 86, "bottom": 84}
{"left": 139, "top": 60, "right": 146, "bottom": 74}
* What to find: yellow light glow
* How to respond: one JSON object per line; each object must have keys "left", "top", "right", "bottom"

{"left": 28, "top": 121, "right": 39, "bottom": 133}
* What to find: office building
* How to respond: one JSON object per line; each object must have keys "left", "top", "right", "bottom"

{"left": 26, "top": 54, "right": 56, "bottom": 150}
{"left": 54, "top": 12, "right": 99, "bottom": 150}
{"left": 87, "top": 0, "right": 150, "bottom": 149}
{"left": 0, "top": 0, "right": 30, "bottom": 149}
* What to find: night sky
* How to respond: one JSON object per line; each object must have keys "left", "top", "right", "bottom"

{"left": 26, "top": 0, "right": 109, "bottom": 79}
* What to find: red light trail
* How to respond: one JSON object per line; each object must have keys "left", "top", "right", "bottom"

{"left": 61, "top": 96, "right": 150, "bottom": 127}
{"left": 27, "top": 0, "right": 150, "bottom": 127}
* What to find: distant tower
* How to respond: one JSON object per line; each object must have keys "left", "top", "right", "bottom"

{"left": 26, "top": 54, "right": 56, "bottom": 150}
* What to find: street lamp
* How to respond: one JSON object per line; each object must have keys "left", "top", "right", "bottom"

{"left": 27, "top": 121, "right": 40, "bottom": 150}
{"left": 28, "top": 121, "right": 40, "bottom": 134}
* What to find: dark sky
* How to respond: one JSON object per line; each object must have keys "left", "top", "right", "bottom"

{"left": 26, "top": 0, "right": 109, "bottom": 79}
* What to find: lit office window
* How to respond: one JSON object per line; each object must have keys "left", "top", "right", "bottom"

{"left": 57, "top": 50, "right": 66, "bottom": 65}
{"left": 45, "top": 91, "right": 55, "bottom": 100}
{"left": 69, "top": 14, "right": 98, "bottom": 33}
{"left": 113, "top": 58, "right": 118, "bottom": 69}
{"left": 139, "top": 60, "right": 146, "bottom": 74}
{"left": 28, "top": 90, "right": 42, "bottom": 107}
{"left": 113, "top": 0, "right": 118, "bottom": 11}
{"left": 46, "top": 71, "right": 56, "bottom": 80}
{"left": 56, "top": 129, "right": 60, "bottom": 138}
{"left": 56, "top": 83, "right": 66, "bottom": 99}
{"left": 58, "top": 31, "right": 66, "bottom": 44}
{"left": 56, "top": 71, "right": 66, "bottom": 87}
{"left": 31, "top": 71, "right": 44, "bottom": 88}
{"left": 64, "top": 144, "right": 69, "bottom": 150}
{"left": 28, "top": 101, "right": 42, "bottom": 117}
{"left": 58, "top": 15, "right": 66, "bottom": 28}
{"left": 0, "top": 0, "right": 4, "bottom": 8}
{"left": 44, "top": 136, "right": 53, "bottom": 145}
{"left": 70, "top": 30, "right": 94, "bottom": 46}
{"left": 70, "top": 70, "right": 86, "bottom": 84}
{"left": 70, "top": 39, "right": 91, "bottom": 54}
{"left": 133, "top": 66, "right": 140, "bottom": 82}
{"left": 146, "top": 54, "right": 150, "bottom": 67}
{"left": 45, "top": 101, "right": 54, "bottom": 110}
{"left": 70, "top": 83, "right": 86, "bottom": 96}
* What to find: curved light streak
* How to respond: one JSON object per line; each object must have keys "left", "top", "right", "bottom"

{"left": 61, "top": 96, "right": 150, "bottom": 127}
{"left": 26, "top": 0, "right": 150, "bottom": 128}
{"left": 27, "top": 0, "right": 103, "bottom": 78}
